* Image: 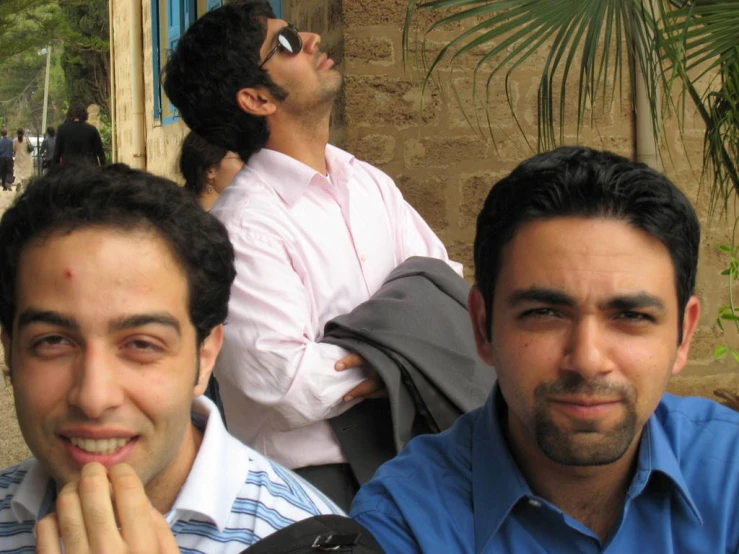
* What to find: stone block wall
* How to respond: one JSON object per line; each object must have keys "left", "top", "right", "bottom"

{"left": 339, "top": 0, "right": 737, "bottom": 376}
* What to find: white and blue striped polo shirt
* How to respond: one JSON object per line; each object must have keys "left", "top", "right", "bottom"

{"left": 0, "top": 397, "right": 343, "bottom": 554}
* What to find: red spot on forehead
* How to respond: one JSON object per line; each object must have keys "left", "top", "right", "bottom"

{"left": 64, "top": 269, "right": 73, "bottom": 279}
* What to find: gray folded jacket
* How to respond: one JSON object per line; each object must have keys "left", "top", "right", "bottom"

{"left": 323, "top": 256, "right": 496, "bottom": 485}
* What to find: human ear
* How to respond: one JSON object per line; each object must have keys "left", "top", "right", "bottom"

{"left": 469, "top": 286, "right": 495, "bottom": 367}
{"left": 235, "top": 87, "right": 277, "bottom": 117}
{"left": 671, "top": 295, "right": 701, "bottom": 377}
{"left": 194, "top": 325, "right": 224, "bottom": 396}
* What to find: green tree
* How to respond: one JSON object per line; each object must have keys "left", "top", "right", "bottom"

{"left": 0, "top": 0, "right": 109, "bottom": 132}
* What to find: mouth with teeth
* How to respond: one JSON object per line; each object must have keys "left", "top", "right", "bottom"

{"left": 68, "top": 437, "right": 133, "bottom": 455}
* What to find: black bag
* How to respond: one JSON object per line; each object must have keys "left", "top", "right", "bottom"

{"left": 241, "top": 515, "right": 385, "bottom": 553}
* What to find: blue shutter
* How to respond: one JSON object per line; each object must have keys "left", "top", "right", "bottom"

{"left": 269, "top": 0, "right": 282, "bottom": 18}
{"left": 151, "top": 0, "right": 163, "bottom": 121}
{"left": 184, "top": 0, "right": 196, "bottom": 28}
{"left": 167, "top": 0, "right": 182, "bottom": 52}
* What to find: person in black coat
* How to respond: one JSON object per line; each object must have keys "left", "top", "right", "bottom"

{"left": 52, "top": 102, "right": 106, "bottom": 166}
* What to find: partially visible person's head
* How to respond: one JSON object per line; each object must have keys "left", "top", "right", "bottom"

{"left": 179, "top": 131, "right": 243, "bottom": 210}
{"left": 17, "top": 128, "right": 24, "bottom": 141}
{"left": 67, "top": 102, "right": 89, "bottom": 122}
{"left": 164, "top": 1, "right": 282, "bottom": 160}
{"left": 46, "top": 126, "right": 56, "bottom": 137}
{"left": 468, "top": 146, "right": 700, "bottom": 472}
{"left": 0, "top": 164, "right": 236, "bottom": 499}
{"left": 164, "top": 1, "right": 341, "bottom": 162}
{"left": 1, "top": 129, "right": 7, "bottom": 137}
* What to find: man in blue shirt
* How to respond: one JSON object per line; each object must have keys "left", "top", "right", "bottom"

{"left": 350, "top": 146, "right": 739, "bottom": 553}
{"left": 0, "top": 128, "right": 14, "bottom": 190}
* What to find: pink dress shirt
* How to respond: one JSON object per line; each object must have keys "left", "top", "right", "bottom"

{"left": 211, "top": 145, "right": 462, "bottom": 469}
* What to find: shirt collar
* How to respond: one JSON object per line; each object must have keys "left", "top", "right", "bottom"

{"left": 9, "top": 398, "right": 245, "bottom": 533}
{"left": 10, "top": 459, "right": 54, "bottom": 525}
{"left": 167, "top": 396, "right": 251, "bottom": 531}
{"left": 629, "top": 401, "right": 703, "bottom": 525}
{"left": 471, "top": 387, "right": 532, "bottom": 553}
{"left": 471, "top": 389, "right": 703, "bottom": 552}
{"left": 246, "top": 145, "right": 356, "bottom": 206}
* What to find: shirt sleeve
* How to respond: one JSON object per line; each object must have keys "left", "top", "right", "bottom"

{"left": 215, "top": 226, "right": 370, "bottom": 431}
{"left": 351, "top": 490, "right": 423, "bottom": 554}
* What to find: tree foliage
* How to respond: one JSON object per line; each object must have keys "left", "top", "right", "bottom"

{"left": 0, "top": 0, "right": 109, "bottom": 132}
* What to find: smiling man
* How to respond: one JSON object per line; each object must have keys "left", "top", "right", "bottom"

{"left": 163, "top": 1, "right": 460, "bottom": 509}
{"left": 0, "top": 165, "right": 340, "bottom": 554}
{"left": 350, "top": 147, "right": 739, "bottom": 553}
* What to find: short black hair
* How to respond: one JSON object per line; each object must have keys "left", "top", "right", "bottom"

{"left": 67, "top": 101, "right": 88, "bottom": 122}
{"left": 46, "top": 126, "right": 56, "bottom": 137}
{"left": 474, "top": 146, "right": 700, "bottom": 340}
{"left": 0, "top": 164, "right": 236, "bottom": 344}
{"left": 179, "top": 131, "right": 229, "bottom": 198}
{"left": 163, "top": 1, "right": 286, "bottom": 162}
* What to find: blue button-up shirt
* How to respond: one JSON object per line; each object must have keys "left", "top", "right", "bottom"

{"left": 351, "top": 389, "right": 739, "bottom": 553}
{"left": 0, "top": 137, "right": 13, "bottom": 158}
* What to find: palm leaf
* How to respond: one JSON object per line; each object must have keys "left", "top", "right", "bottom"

{"left": 404, "top": 0, "right": 666, "bottom": 151}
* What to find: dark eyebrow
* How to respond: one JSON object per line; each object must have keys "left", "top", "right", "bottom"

{"left": 603, "top": 293, "right": 666, "bottom": 314}
{"left": 109, "top": 313, "right": 181, "bottom": 335}
{"left": 508, "top": 288, "right": 667, "bottom": 315}
{"left": 17, "top": 309, "right": 79, "bottom": 331}
{"left": 508, "top": 288, "right": 576, "bottom": 308}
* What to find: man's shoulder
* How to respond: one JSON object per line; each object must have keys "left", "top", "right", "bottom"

{"left": 352, "top": 406, "right": 479, "bottom": 515}
{"left": 173, "top": 445, "right": 342, "bottom": 552}
{"left": 654, "top": 393, "right": 739, "bottom": 490}
{"left": 656, "top": 393, "right": 739, "bottom": 437}
{"left": 238, "top": 448, "right": 342, "bottom": 517}
{"left": 0, "top": 460, "right": 37, "bottom": 550}
{"left": 0, "top": 460, "right": 34, "bottom": 500}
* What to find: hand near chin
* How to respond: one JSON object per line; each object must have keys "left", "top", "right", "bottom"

{"left": 36, "top": 462, "right": 180, "bottom": 554}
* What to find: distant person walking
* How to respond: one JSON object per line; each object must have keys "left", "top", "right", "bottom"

{"left": 13, "top": 128, "right": 33, "bottom": 196}
{"left": 52, "top": 102, "right": 106, "bottom": 166}
{"left": 38, "top": 126, "right": 56, "bottom": 174}
{"left": 0, "top": 130, "right": 13, "bottom": 191}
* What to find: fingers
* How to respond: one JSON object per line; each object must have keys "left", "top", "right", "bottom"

{"left": 55, "top": 480, "right": 92, "bottom": 554}
{"left": 36, "top": 514, "right": 62, "bottom": 554}
{"left": 335, "top": 353, "right": 364, "bottom": 371}
{"left": 45, "top": 463, "right": 175, "bottom": 554}
{"left": 151, "top": 506, "right": 181, "bottom": 554}
{"left": 343, "top": 375, "right": 386, "bottom": 402}
{"left": 76, "top": 462, "right": 124, "bottom": 553}
{"left": 109, "top": 464, "right": 159, "bottom": 553}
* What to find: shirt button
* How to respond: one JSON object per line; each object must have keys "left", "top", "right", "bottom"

{"left": 528, "top": 499, "right": 542, "bottom": 508}
{"left": 360, "top": 255, "right": 367, "bottom": 263}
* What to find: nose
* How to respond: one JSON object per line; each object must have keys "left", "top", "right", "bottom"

{"left": 67, "top": 344, "right": 125, "bottom": 419}
{"left": 562, "top": 318, "right": 613, "bottom": 379}
{"left": 301, "top": 31, "right": 321, "bottom": 54}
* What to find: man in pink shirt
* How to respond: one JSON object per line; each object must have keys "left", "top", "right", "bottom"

{"left": 163, "top": 0, "right": 460, "bottom": 509}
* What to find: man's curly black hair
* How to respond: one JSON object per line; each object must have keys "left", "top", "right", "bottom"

{"left": 0, "top": 164, "right": 236, "bottom": 345}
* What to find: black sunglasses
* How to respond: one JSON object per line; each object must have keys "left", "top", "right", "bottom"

{"left": 259, "top": 24, "right": 302, "bottom": 69}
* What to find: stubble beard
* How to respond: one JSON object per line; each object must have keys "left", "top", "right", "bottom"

{"left": 533, "top": 376, "right": 639, "bottom": 466}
